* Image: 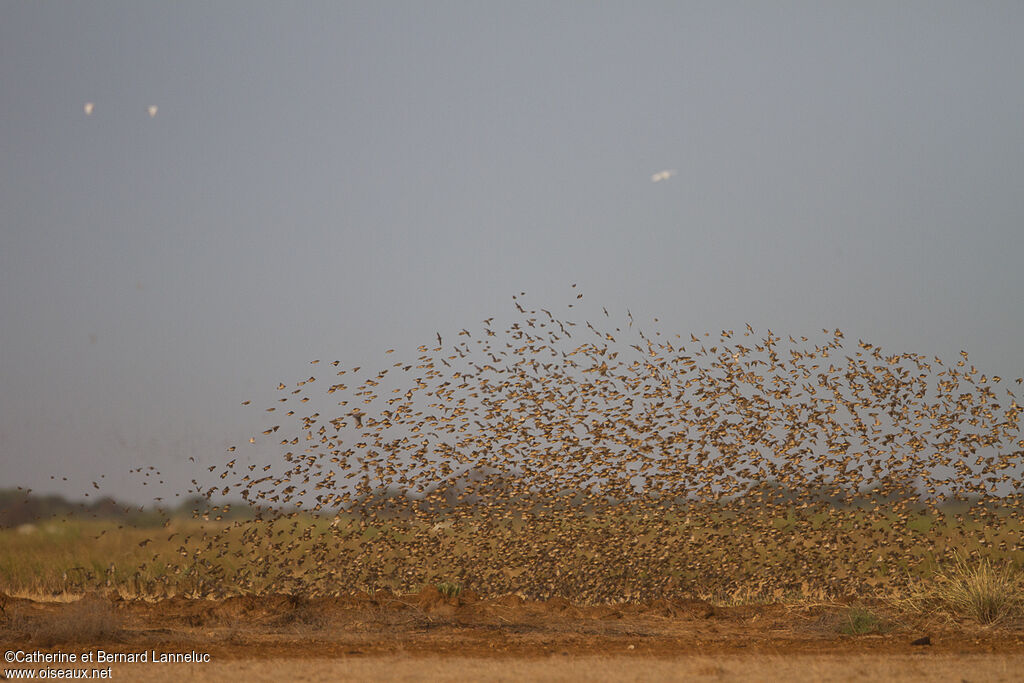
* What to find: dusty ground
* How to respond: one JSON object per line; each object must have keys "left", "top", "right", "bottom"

{"left": 3, "top": 591, "right": 1024, "bottom": 680}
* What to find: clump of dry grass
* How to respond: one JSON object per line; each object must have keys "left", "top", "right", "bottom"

{"left": 29, "top": 595, "right": 124, "bottom": 646}
{"left": 900, "top": 553, "right": 1024, "bottom": 625}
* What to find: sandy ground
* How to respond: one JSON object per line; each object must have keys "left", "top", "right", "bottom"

{"left": 7, "top": 655, "right": 1024, "bottom": 682}
{"left": 3, "top": 591, "right": 1024, "bottom": 681}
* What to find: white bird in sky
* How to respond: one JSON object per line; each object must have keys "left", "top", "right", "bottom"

{"left": 84, "top": 102, "right": 94, "bottom": 115}
{"left": 148, "top": 105, "right": 158, "bottom": 118}
{"left": 651, "top": 169, "right": 677, "bottom": 183}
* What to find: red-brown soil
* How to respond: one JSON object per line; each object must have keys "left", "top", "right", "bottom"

{"left": 4, "top": 590, "right": 1023, "bottom": 660}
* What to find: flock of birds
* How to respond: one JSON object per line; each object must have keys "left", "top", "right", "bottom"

{"left": 39, "top": 291, "right": 1024, "bottom": 601}
{"left": 149, "top": 290, "right": 1019, "bottom": 602}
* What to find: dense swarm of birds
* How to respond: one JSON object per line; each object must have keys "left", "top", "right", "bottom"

{"left": 29, "top": 291, "right": 1024, "bottom": 602}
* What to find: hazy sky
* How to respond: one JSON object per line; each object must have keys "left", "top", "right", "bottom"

{"left": 2, "top": 2, "right": 1023, "bottom": 503}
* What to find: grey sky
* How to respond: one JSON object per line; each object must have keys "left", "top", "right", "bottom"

{"left": 2, "top": 2, "right": 1023, "bottom": 503}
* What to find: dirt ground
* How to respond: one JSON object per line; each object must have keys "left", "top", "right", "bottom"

{"left": 3, "top": 591, "right": 1024, "bottom": 681}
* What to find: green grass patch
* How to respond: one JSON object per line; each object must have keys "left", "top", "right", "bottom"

{"left": 436, "top": 581, "right": 463, "bottom": 598}
{"left": 836, "top": 606, "right": 888, "bottom": 635}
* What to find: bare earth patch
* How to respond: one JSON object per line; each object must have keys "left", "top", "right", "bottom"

{"left": 3, "top": 592, "right": 1024, "bottom": 681}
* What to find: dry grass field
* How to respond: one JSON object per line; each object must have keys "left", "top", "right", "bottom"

{"left": 2, "top": 502, "right": 1022, "bottom": 603}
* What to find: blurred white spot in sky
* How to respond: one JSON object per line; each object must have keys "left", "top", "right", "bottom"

{"left": 148, "top": 105, "right": 158, "bottom": 118}
{"left": 84, "top": 102, "right": 94, "bottom": 115}
{"left": 650, "top": 169, "right": 676, "bottom": 183}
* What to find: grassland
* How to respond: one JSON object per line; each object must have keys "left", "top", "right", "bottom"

{"left": 3, "top": 498, "right": 1021, "bottom": 608}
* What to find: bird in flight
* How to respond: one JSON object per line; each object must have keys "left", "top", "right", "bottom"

{"left": 84, "top": 102, "right": 94, "bottom": 115}
{"left": 148, "top": 105, "right": 158, "bottom": 118}
{"left": 651, "top": 169, "right": 676, "bottom": 183}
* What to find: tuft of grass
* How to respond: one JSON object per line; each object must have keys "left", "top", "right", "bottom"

{"left": 436, "top": 581, "right": 463, "bottom": 599}
{"left": 903, "top": 553, "right": 1023, "bottom": 625}
{"left": 836, "top": 606, "right": 887, "bottom": 635}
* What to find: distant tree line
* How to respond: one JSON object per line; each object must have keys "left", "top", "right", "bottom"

{"left": 0, "top": 489, "right": 257, "bottom": 527}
